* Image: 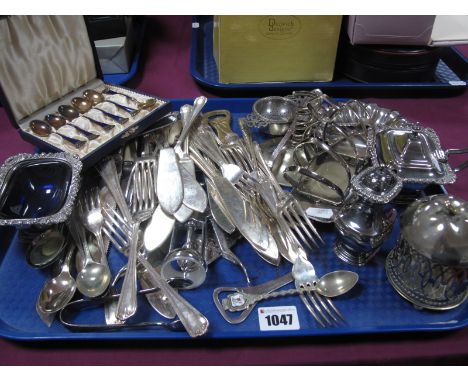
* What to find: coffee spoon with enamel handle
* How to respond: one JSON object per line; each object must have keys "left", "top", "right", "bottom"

{"left": 102, "top": 87, "right": 157, "bottom": 110}
{"left": 45, "top": 114, "right": 99, "bottom": 141}
{"left": 58, "top": 104, "right": 116, "bottom": 131}
{"left": 70, "top": 97, "right": 129, "bottom": 124}
{"left": 29, "top": 120, "right": 86, "bottom": 150}
{"left": 83, "top": 89, "right": 140, "bottom": 117}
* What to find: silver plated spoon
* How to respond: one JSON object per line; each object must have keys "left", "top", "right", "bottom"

{"left": 70, "top": 97, "right": 129, "bottom": 124}
{"left": 27, "top": 227, "right": 66, "bottom": 269}
{"left": 223, "top": 269, "right": 359, "bottom": 312}
{"left": 69, "top": 212, "right": 111, "bottom": 298}
{"left": 36, "top": 244, "right": 77, "bottom": 320}
{"left": 316, "top": 270, "right": 359, "bottom": 298}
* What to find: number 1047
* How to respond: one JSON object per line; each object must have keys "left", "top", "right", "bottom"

{"left": 265, "top": 314, "right": 293, "bottom": 326}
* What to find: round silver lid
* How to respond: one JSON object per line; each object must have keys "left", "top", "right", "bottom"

{"left": 400, "top": 194, "right": 468, "bottom": 267}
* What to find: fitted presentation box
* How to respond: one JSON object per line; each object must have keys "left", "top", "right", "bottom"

{"left": 0, "top": 16, "right": 170, "bottom": 168}
{"left": 347, "top": 15, "right": 468, "bottom": 46}
{"left": 213, "top": 16, "right": 342, "bottom": 84}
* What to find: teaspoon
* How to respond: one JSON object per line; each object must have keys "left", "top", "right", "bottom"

{"left": 45, "top": 113, "right": 99, "bottom": 141}
{"left": 316, "top": 270, "right": 359, "bottom": 298}
{"left": 83, "top": 89, "right": 140, "bottom": 117}
{"left": 36, "top": 243, "right": 77, "bottom": 314}
{"left": 69, "top": 212, "right": 111, "bottom": 298}
{"left": 29, "top": 120, "right": 86, "bottom": 150}
{"left": 231, "top": 270, "right": 359, "bottom": 308}
{"left": 71, "top": 97, "right": 129, "bottom": 124}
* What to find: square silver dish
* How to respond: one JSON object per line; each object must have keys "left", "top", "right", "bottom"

{"left": 368, "top": 124, "right": 456, "bottom": 185}
{"left": 0, "top": 152, "right": 82, "bottom": 228}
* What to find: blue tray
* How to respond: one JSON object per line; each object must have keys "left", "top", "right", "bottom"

{"left": 191, "top": 16, "right": 468, "bottom": 96}
{"left": 0, "top": 98, "right": 467, "bottom": 341}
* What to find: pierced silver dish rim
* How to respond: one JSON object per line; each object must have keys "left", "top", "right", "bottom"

{"left": 385, "top": 248, "right": 468, "bottom": 311}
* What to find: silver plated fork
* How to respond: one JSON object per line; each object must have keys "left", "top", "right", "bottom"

{"left": 102, "top": 204, "right": 133, "bottom": 253}
{"left": 124, "top": 157, "right": 158, "bottom": 215}
{"left": 292, "top": 255, "right": 346, "bottom": 328}
{"left": 79, "top": 187, "right": 108, "bottom": 265}
{"left": 102, "top": 203, "right": 209, "bottom": 337}
{"left": 254, "top": 142, "right": 323, "bottom": 251}
{"left": 220, "top": 133, "right": 254, "bottom": 173}
{"left": 190, "top": 136, "right": 259, "bottom": 200}
{"left": 117, "top": 158, "right": 157, "bottom": 321}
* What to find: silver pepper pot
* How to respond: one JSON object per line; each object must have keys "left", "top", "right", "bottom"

{"left": 333, "top": 165, "right": 402, "bottom": 266}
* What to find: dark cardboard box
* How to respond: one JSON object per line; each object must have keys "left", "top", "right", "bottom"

{"left": 85, "top": 16, "right": 130, "bottom": 41}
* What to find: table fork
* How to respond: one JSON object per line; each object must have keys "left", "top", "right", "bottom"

{"left": 102, "top": 204, "right": 209, "bottom": 337}
{"left": 124, "top": 157, "right": 157, "bottom": 215}
{"left": 79, "top": 187, "right": 108, "bottom": 265}
{"left": 117, "top": 158, "right": 157, "bottom": 321}
{"left": 254, "top": 142, "right": 323, "bottom": 251}
{"left": 292, "top": 255, "right": 346, "bottom": 328}
{"left": 220, "top": 134, "right": 254, "bottom": 173}
{"left": 190, "top": 133, "right": 259, "bottom": 198}
{"left": 102, "top": 205, "right": 132, "bottom": 251}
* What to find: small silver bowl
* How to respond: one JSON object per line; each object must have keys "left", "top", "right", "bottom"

{"left": 252, "top": 96, "right": 297, "bottom": 136}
